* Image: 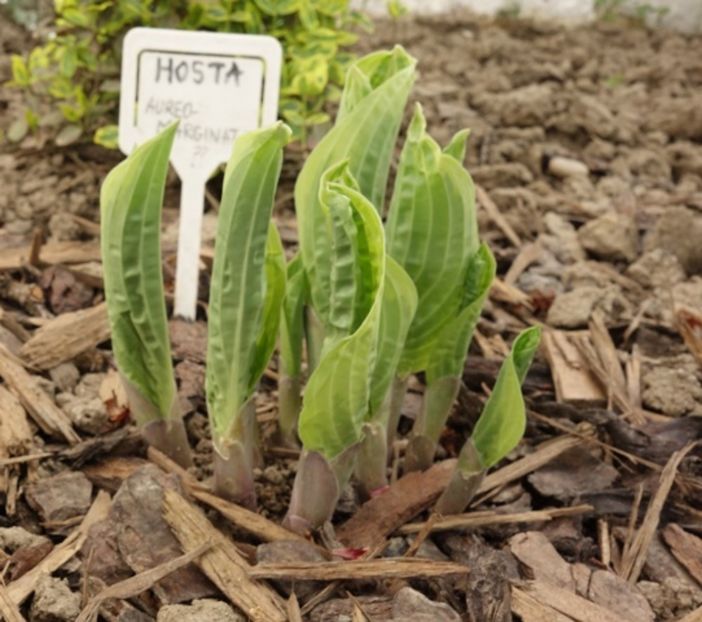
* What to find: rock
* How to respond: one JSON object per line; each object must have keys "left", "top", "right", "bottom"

{"left": 25, "top": 471, "right": 93, "bottom": 526}
{"left": 48, "top": 363, "right": 80, "bottom": 392}
{"left": 383, "top": 537, "right": 409, "bottom": 557}
{"left": 638, "top": 578, "right": 702, "bottom": 621}
{"left": 541, "top": 212, "right": 586, "bottom": 263}
{"left": 48, "top": 212, "right": 81, "bottom": 242}
{"left": 0, "top": 527, "right": 51, "bottom": 552}
{"left": 577, "top": 212, "right": 638, "bottom": 262}
{"left": 641, "top": 355, "right": 702, "bottom": 416}
{"left": 547, "top": 286, "right": 603, "bottom": 328}
{"left": 157, "top": 599, "right": 244, "bottom": 622}
{"left": 627, "top": 249, "right": 686, "bottom": 289}
{"left": 648, "top": 206, "right": 702, "bottom": 275}
{"left": 414, "top": 537, "right": 449, "bottom": 562}
{"left": 588, "top": 570, "right": 654, "bottom": 622}
{"left": 528, "top": 446, "right": 619, "bottom": 501}
{"left": 29, "top": 575, "right": 81, "bottom": 622}
{"left": 63, "top": 396, "right": 110, "bottom": 435}
{"left": 392, "top": 587, "right": 461, "bottom": 622}
{"left": 75, "top": 373, "right": 106, "bottom": 399}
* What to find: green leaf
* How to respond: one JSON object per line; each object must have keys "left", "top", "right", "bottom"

{"left": 386, "top": 104, "right": 479, "bottom": 376}
{"left": 298, "top": 174, "right": 385, "bottom": 459}
{"left": 206, "top": 122, "right": 291, "bottom": 445}
{"left": 425, "top": 243, "right": 496, "bottom": 382}
{"left": 368, "top": 255, "right": 417, "bottom": 417}
{"left": 55, "top": 123, "right": 83, "bottom": 146}
{"left": 100, "top": 123, "right": 177, "bottom": 424}
{"left": 296, "top": 46, "right": 416, "bottom": 329}
{"left": 470, "top": 326, "right": 542, "bottom": 468}
{"left": 253, "top": 0, "right": 300, "bottom": 15}
{"left": 443, "top": 128, "right": 470, "bottom": 163}
{"left": 279, "top": 254, "right": 307, "bottom": 378}
{"left": 10, "top": 55, "right": 30, "bottom": 86}
{"left": 94, "top": 124, "right": 119, "bottom": 149}
{"left": 7, "top": 117, "right": 28, "bottom": 143}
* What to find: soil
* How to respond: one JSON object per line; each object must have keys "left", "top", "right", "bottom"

{"left": 1, "top": 7, "right": 702, "bottom": 622}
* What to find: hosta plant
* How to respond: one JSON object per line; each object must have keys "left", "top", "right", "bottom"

{"left": 436, "top": 326, "right": 541, "bottom": 514}
{"left": 206, "top": 121, "right": 290, "bottom": 506}
{"left": 100, "top": 123, "right": 192, "bottom": 468}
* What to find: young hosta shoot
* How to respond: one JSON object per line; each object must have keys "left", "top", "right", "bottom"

{"left": 435, "top": 326, "right": 542, "bottom": 514}
{"left": 385, "top": 104, "right": 496, "bottom": 472}
{"left": 207, "top": 122, "right": 290, "bottom": 507}
{"left": 276, "top": 254, "right": 307, "bottom": 447}
{"left": 295, "top": 45, "right": 416, "bottom": 355}
{"left": 284, "top": 163, "right": 387, "bottom": 533}
{"left": 100, "top": 123, "right": 192, "bottom": 468}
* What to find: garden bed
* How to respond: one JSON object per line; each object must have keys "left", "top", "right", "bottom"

{"left": 0, "top": 8, "right": 701, "bottom": 622}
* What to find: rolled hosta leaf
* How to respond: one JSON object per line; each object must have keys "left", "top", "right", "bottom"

{"left": 277, "top": 253, "right": 307, "bottom": 445}
{"left": 435, "top": 326, "right": 541, "bottom": 514}
{"left": 297, "top": 172, "right": 385, "bottom": 459}
{"left": 100, "top": 124, "right": 175, "bottom": 420}
{"left": 296, "top": 46, "right": 416, "bottom": 327}
{"left": 100, "top": 123, "right": 191, "bottom": 467}
{"left": 356, "top": 256, "right": 417, "bottom": 497}
{"left": 206, "top": 121, "right": 290, "bottom": 450}
{"left": 471, "top": 325, "right": 541, "bottom": 468}
{"left": 386, "top": 104, "right": 478, "bottom": 376}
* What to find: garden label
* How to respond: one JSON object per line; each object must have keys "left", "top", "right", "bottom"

{"left": 118, "top": 28, "right": 282, "bottom": 320}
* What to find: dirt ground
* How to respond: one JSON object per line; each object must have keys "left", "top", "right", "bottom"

{"left": 0, "top": 8, "right": 701, "bottom": 622}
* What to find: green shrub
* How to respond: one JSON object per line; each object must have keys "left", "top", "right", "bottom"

{"left": 8, "top": 0, "right": 370, "bottom": 146}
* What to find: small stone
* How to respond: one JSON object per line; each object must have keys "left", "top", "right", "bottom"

{"left": 638, "top": 578, "right": 702, "bottom": 621}
{"left": 257, "top": 539, "right": 326, "bottom": 599}
{"left": 48, "top": 212, "right": 81, "bottom": 242}
{"left": 383, "top": 537, "right": 409, "bottom": 557}
{"left": 25, "top": 471, "right": 93, "bottom": 524}
{"left": 49, "top": 363, "right": 80, "bottom": 393}
{"left": 392, "top": 587, "right": 461, "bottom": 622}
{"left": 74, "top": 373, "right": 106, "bottom": 399}
{"left": 578, "top": 212, "right": 638, "bottom": 262}
{"left": 642, "top": 356, "right": 702, "bottom": 416}
{"left": 156, "top": 599, "right": 244, "bottom": 622}
{"left": 0, "top": 527, "right": 51, "bottom": 552}
{"left": 30, "top": 575, "right": 81, "bottom": 622}
{"left": 648, "top": 206, "right": 702, "bottom": 275}
{"left": 627, "top": 249, "right": 686, "bottom": 289}
{"left": 262, "top": 465, "right": 284, "bottom": 485}
{"left": 64, "top": 396, "right": 109, "bottom": 435}
{"left": 588, "top": 570, "right": 654, "bottom": 622}
{"left": 547, "top": 286, "right": 603, "bottom": 328}
{"left": 542, "top": 212, "right": 586, "bottom": 263}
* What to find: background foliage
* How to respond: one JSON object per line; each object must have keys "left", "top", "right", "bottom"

{"left": 8, "top": 0, "right": 371, "bottom": 146}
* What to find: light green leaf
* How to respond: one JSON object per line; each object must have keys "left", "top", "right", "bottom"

{"left": 206, "top": 122, "right": 291, "bottom": 444}
{"left": 296, "top": 46, "right": 416, "bottom": 327}
{"left": 298, "top": 176, "right": 385, "bottom": 459}
{"left": 470, "top": 326, "right": 542, "bottom": 468}
{"left": 368, "top": 256, "right": 417, "bottom": 417}
{"left": 253, "top": 0, "right": 300, "bottom": 15}
{"left": 94, "top": 124, "right": 119, "bottom": 149}
{"left": 55, "top": 123, "right": 83, "bottom": 146}
{"left": 425, "top": 243, "right": 496, "bottom": 382}
{"left": 386, "top": 104, "right": 478, "bottom": 375}
{"left": 100, "top": 123, "right": 177, "bottom": 423}
{"left": 279, "top": 253, "right": 307, "bottom": 378}
{"left": 10, "top": 55, "right": 30, "bottom": 86}
{"left": 443, "top": 128, "right": 470, "bottom": 163}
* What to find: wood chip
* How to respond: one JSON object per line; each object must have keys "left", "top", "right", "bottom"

{"left": 75, "top": 542, "right": 211, "bottom": 622}
{"left": 162, "top": 488, "right": 286, "bottom": 622}
{"left": 620, "top": 443, "right": 695, "bottom": 583}
{"left": 248, "top": 557, "right": 468, "bottom": 581}
{"left": 339, "top": 435, "right": 580, "bottom": 549}
{"left": 0, "top": 386, "right": 33, "bottom": 456}
{"left": 476, "top": 184, "right": 522, "bottom": 247}
{"left": 513, "top": 580, "right": 634, "bottom": 622}
{"left": 542, "top": 330, "right": 605, "bottom": 402}
{"left": 20, "top": 303, "right": 110, "bottom": 370}
{"left": 0, "top": 344, "right": 80, "bottom": 444}
{"left": 0, "top": 583, "right": 25, "bottom": 622}
{"left": 7, "top": 490, "right": 111, "bottom": 605}
{"left": 399, "top": 505, "right": 592, "bottom": 535}
{"left": 504, "top": 242, "right": 543, "bottom": 286}
{"left": 662, "top": 523, "right": 702, "bottom": 586}
{"left": 0, "top": 241, "right": 101, "bottom": 271}
{"left": 511, "top": 585, "right": 572, "bottom": 622}
{"left": 675, "top": 304, "right": 702, "bottom": 368}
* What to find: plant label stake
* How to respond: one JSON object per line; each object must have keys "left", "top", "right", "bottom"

{"left": 118, "top": 27, "right": 282, "bottom": 320}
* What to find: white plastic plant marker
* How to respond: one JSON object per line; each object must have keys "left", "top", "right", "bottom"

{"left": 118, "top": 27, "right": 282, "bottom": 320}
